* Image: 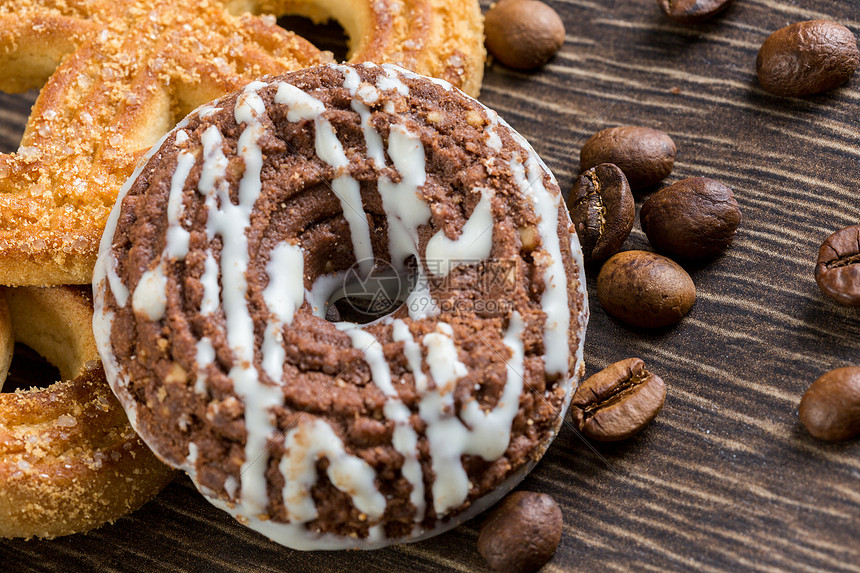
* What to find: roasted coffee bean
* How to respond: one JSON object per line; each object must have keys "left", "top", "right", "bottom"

{"left": 757, "top": 20, "right": 860, "bottom": 97}
{"left": 571, "top": 358, "right": 666, "bottom": 441}
{"left": 478, "top": 491, "right": 563, "bottom": 573}
{"left": 567, "top": 163, "right": 635, "bottom": 264}
{"left": 485, "top": 0, "right": 565, "bottom": 70}
{"left": 640, "top": 177, "right": 741, "bottom": 260}
{"left": 815, "top": 225, "right": 860, "bottom": 306}
{"left": 657, "top": 0, "right": 734, "bottom": 24}
{"left": 597, "top": 250, "right": 695, "bottom": 328}
{"left": 580, "top": 126, "right": 676, "bottom": 191}
{"left": 799, "top": 367, "right": 860, "bottom": 441}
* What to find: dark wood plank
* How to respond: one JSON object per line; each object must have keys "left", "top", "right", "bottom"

{"left": 1, "top": 0, "right": 859, "bottom": 571}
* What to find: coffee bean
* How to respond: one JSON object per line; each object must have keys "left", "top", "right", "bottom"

{"left": 571, "top": 358, "right": 666, "bottom": 441}
{"left": 567, "top": 163, "right": 634, "bottom": 264}
{"left": 597, "top": 250, "right": 695, "bottom": 328}
{"left": 815, "top": 225, "right": 860, "bottom": 306}
{"left": 477, "top": 491, "right": 562, "bottom": 573}
{"left": 657, "top": 0, "right": 734, "bottom": 24}
{"left": 580, "top": 126, "right": 676, "bottom": 191}
{"left": 799, "top": 367, "right": 860, "bottom": 441}
{"left": 757, "top": 20, "right": 860, "bottom": 97}
{"left": 485, "top": 0, "right": 565, "bottom": 70}
{"left": 640, "top": 177, "right": 741, "bottom": 260}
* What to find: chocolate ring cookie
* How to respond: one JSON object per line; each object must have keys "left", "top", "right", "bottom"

{"left": 94, "top": 63, "right": 588, "bottom": 549}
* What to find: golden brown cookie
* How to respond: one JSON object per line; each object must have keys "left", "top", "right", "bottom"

{"left": 0, "top": 286, "right": 175, "bottom": 539}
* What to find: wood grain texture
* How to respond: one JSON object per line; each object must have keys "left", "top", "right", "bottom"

{"left": 1, "top": 0, "right": 859, "bottom": 570}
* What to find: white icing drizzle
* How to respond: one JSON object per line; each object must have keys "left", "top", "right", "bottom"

{"left": 337, "top": 63, "right": 360, "bottom": 93}
{"left": 485, "top": 109, "right": 503, "bottom": 151}
{"left": 281, "top": 418, "right": 386, "bottom": 522}
{"left": 105, "top": 257, "right": 130, "bottom": 308}
{"left": 405, "top": 275, "right": 439, "bottom": 321}
{"left": 460, "top": 312, "right": 525, "bottom": 461}
{"left": 200, "top": 251, "right": 220, "bottom": 315}
{"left": 275, "top": 82, "right": 324, "bottom": 121}
{"left": 306, "top": 271, "right": 348, "bottom": 318}
{"left": 377, "top": 124, "right": 430, "bottom": 265}
{"left": 390, "top": 317, "right": 527, "bottom": 515}
{"left": 132, "top": 264, "right": 167, "bottom": 321}
{"left": 165, "top": 151, "right": 194, "bottom": 259}
{"left": 314, "top": 118, "right": 349, "bottom": 167}
{"left": 264, "top": 243, "right": 305, "bottom": 324}
{"left": 194, "top": 337, "right": 215, "bottom": 394}
{"left": 262, "top": 242, "right": 305, "bottom": 382}
{"left": 374, "top": 124, "right": 440, "bottom": 320}
{"left": 332, "top": 64, "right": 441, "bottom": 321}
{"left": 224, "top": 475, "right": 239, "bottom": 499}
{"left": 508, "top": 152, "right": 570, "bottom": 376}
{"left": 197, "top": 124, "right": 228, "bottom": 331}
{"left": 413, "top": 316, "right": 526, "bottom": 515}
{"left": 211, "top": 82, "right": 280, "bottom": 510}
{"left": 357, "top": 85, "right": 381, "bottom": 105}
{"left": 330, "top": 174, "right": 372, "bottom": 276}
{"left": 425, "top": 187, "right": 495, "bottom": 277}
{"left": 197, "top": 105, "right": 221, "bottom": 120}
{"left": 391, "top": 319, "right": 427, "bottom": 391}
{"left": 276, "top": 81, "right": 374, "bottom": 277}
{"left": 355, "top": 101, "right": 383, "bottom": 167}
{"left": 418, "top": 323, "right": 469, "bottom": 514}
{"left": 336, "top": 325, "right": 426, "bottom": 521}
{"left": 186, "top": 442, "right": 199, "bottom": 480}
{"left": 95, "top": 111, "right": 191, "bottom": 314}
{"left": 334, "top": 64, "right": 385, "bottom": 166}
{"left": 377, "top": 66, "right": 410, "bottom": 95}
{"left": 198, "top": 126, "right": 229, "bottom": 205}
{"left": 131, "top": 149, "right": 196, "bottom": 321}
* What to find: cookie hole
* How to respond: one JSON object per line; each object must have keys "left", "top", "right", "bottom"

{"left": 1, "top": 343, "right": 61, "bottom": 393}
{"left": 0, "top": 90, "right": 38, "bottom": 154}
{"left": 277, "top": 15, "right": 350, "bottom": 62}
{"left": 324, "top": 259, "right": 419, "bottom": 325}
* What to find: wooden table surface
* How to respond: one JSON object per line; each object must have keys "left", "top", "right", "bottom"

{"left": 2, "top": 0, "right": 859, "bottom": 571}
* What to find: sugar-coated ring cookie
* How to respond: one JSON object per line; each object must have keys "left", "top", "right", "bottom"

{"left": 94, "top": 63, "right": 588, "bottom": 550}
{"left": 0, "top": 0, "right": 483, "bottom": 287}
{"left": 0, "top": 286, "right": 175, "bottom": 539}
{"left": 233, "top": 0, "right": 485, "bottom": 96}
